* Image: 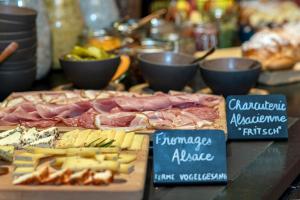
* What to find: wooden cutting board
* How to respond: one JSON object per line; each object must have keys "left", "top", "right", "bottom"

{"left": 0, "top": 136, "right": 149, "bottom": 200}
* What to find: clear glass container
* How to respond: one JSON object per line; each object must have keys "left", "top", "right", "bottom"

{"left": 45, "top": 0, "right": 84, "bottom": 69}
{"left": 80, "top": 0, "right": 119, "bottom": 36}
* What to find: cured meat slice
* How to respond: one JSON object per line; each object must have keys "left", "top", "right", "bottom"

{"left": 0, "top": 91, "right": 222, "bottom": 130}
{"left": 114, "top": 95, "right": 171, "bottom": 111}
{"left": 95, "top": 112, "right": 136, "bottom": 127}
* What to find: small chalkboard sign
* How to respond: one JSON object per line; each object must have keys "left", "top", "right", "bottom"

{"left": 153, "top": 130, "right": 227, "bottom": 185}
{"left": 226, "top": 95, "right": 288, "bottom": 140}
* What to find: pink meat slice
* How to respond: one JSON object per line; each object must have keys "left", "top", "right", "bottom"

{"left": 22, "top": 119, "right": 58, "bottom": 128}
{"left": 114, "top": 95, "right": 172, "bottom": 111}
{"left": 35, "top": 101, "right": 91, "bottom": 119}
{"left": 97, "top": 112, "right": 137, "bottom": 127}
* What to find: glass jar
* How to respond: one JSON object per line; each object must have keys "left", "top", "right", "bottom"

{"left": 45, "top": 0, "right": 84, "bottom": 69}
{"left": 80, "top": 0, "right": 119, "bottom": 36}
{"left": 194, "top": 23, "right": 218, "bottom": 51}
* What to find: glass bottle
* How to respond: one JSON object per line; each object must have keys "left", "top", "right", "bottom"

{"left": 45, "top": 0, "right": 84, "bottom": 69}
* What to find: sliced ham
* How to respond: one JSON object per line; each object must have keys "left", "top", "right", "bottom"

{"left": 0, "top": 91, "right": 222, "bottom": 130}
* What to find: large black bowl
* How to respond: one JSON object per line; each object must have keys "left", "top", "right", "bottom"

{"left": 0, "top": 67, "right": 36, "bottom": 98}
{"left": 0, "top": 19, "right": 35, "bottom": 32}
{"left": 0, "top": 29, "right": 36, "bottom": 40}
{"left": 199, "top": 57, "right": 261, "bottom": 96}
{"left": 60, "top": 56, "right": 120, "bottom": 89}
{"left": 138, "top": 52, "right": 198, "bottom": 92}
{"left": 0, "top": 36, "right": 36, "bottom": 51}
{"left": 0, "top": 5, "right": 36, "bottom": 24}
{"left": 5, "top": 45, "right": 36, "bottom": 62}
{"left": 0, "top": 57, "right": 36, "bottom": 71}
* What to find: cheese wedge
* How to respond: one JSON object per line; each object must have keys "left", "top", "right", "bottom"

{"left": 119, "top": 163, "right": 134, "bottom": 174}
{"left": 14, "top": 152, "right": 47, "bottom": 161}
{"left": 21, "top": 128, "right": 38, "bottom": 144}
{"left": 113, "top": 130, "right": 126, "bottom": 147}
{"left": 28, "top": 135, "right": 56, "bottom": 148}
{"left": 25, "top": 147, "right": 66, "bottom": 155}
{"left": 13, "top": 167, "right": 35, "bottom": 177}
{"left": 0, "top": 145, "right": 14, "bottom": 162}
{"left": 121, "top": 132, "right": 135, "bottom": 149}
{"left": 85, "top": 130, "right": 101, "bottom": 146}
{"left": 62, "top": 157, "right": 119, "bottom": 172}
{"left": 129, "top": 135, "right": 144, "bottom": 150}
{"left": 74, "top": 129, "right": 91, "bottom": 147}
{"left": 0, "top": 131, "right": 21, "bottom": 147}
{"left": 103, "top": 130, "right": 115, "bottom": 141}
{"left": 56, "top": 130, "right": 80, "bottom": 148}
{"left": 118, "top": 154, "right": 137, "bottom": 163}
{"left": 36, "top": 127, "right": 58, "bottom": 139}
{"left": 95, "top": 154, "right": 105, "bottom": 162}
{"left": 0, "top": 127, "right": 24, "bottom": 139}
{"left": 13, "top": 160, "right": 38, "bottom": 168}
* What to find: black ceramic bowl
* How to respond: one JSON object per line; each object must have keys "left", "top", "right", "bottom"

{"left": 60, "top": 56, "right": 120, "bottom": 89}
{"left": 138, "top": 52, "right": 198, "bottom": 92}
{"left": 199, "top": 57, "right": 261, "bottom": 96}
{"left": 5, "top": 45, "right": 36, "bottom": 62}
{"left": 0, "top": 57, "right": 36, "bottom": 71}
{"left": 0, "top": 29, "right": 36, "bottom": 40}
{"left": 0, "top": 5, "right": 36, "bottom": 24}
{"left": 0, "top": 19, "right": 35, "bottom": 32}
{"left": 0, "top": 67, "right": 36, "bottom": 98}
{"left": 0, "top": 36, "right": 36, "bottom": 51}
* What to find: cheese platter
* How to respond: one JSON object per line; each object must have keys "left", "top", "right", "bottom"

{"left": 0, "top": 127, "right": 149, "bottom": 200}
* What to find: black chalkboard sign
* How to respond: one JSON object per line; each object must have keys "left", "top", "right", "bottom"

{"left": 153, "top": 130, "right": 227, "bottom": 185}
{"left": 226, "top": 95, "right": 288, "bottom": 140}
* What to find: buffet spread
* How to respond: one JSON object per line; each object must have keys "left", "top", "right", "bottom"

{"left": 0, "top": 90, "right": 227, "bottom": 199}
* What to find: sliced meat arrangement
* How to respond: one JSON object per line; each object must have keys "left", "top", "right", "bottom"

{"left": 0, "top": 92, "right": 222, "bottom": 131}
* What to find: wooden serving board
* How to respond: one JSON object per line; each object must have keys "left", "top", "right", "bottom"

{"left": 0, "top": 136, "right": 149, "bottom": 200}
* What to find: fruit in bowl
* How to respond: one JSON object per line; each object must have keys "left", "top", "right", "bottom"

{"left": 60, "top": 45, "right": 120, "bottom": 89}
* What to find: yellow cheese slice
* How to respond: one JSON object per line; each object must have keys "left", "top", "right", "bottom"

{"left": 121, "top": 132, "right": 135, "bottom": 149}
{"left": 129, "top": 135, "right": 144, "bottom": 150}
{"left": 74, "top": 129, "right": 92, "bottom": 147}
{"left": 85, "top": 130, "right": 101, "bottom": 146}
{"left": 113, "top": 130, "right": 126, "bottom": 147}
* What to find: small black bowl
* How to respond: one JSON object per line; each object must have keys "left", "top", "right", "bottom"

{"left": 0, "top": 5, "right": 36, "bottom": 24}
{"left": 0, "top": 19, "right": 35, "bottom": 32}
{"left": 138, "top": 52, "right": 198, "bottom": 92}
{"left": 0, "top": 29, "right": 36, "bottom": 40}
{"left": 4, "top": 45, "right": 36, "bottom": 62}
{"left": 0, "top": 36, "right": 36, "bottom": 51}
{"left": 0, "top": 67, "right": 36, "bottom": 98}
{"left": 60, "top": 56, "right": 120, "bottom": 89}
{"left": 0, "top": 57, "right": 36, "bottom": 71}
{"left": 199, "top": 57, "right": 261, "bottom": 96}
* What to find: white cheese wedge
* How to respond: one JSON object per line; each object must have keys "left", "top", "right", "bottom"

{"left": 0, "top": 145, "right": 14, "bottom": 162}
{"left": 28, "top": 135, "right": 56, "bottom": 148}
{"left": 0, "top": 126, "right": 24, "bottom": 139}
{"left": 0, "top": 131, "right": 21, "bottom": 147}
{"left": 35, "top": 127, "right": 58, "bottom": 139}
{"left": 21, "top": 128, "right": 38, "bottom": 145}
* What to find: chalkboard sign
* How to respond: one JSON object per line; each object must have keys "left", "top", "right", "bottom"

{"left": 226, "top": 95, "right": 288, "bottom": 140}
{"left": 153, "top": 130, "right": 227, "bottom": 185}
